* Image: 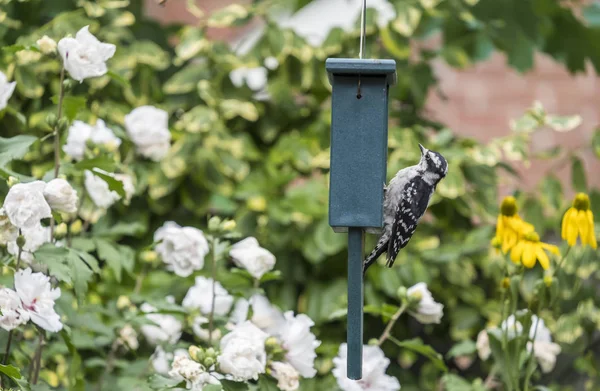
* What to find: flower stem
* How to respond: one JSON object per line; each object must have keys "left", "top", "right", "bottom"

{"left": 523, "top": 316, "right": 541, "bottom": 391}
{"left": 208, "top": 238, "right": 218, "bottom": 345}
{"left": 377, "top": 302, "right": 408, "bottom": 346}
{"left": 53, "top": 67, "right": 66, "bottom": 179}
{"left": 96, "top": 338, "right": 120, "bottom": 391}
{"left": 31, "top": 332, "right": 44, "bottom": 384}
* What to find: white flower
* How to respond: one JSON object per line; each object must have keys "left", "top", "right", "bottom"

{"left": 230, "top": 67, "right": 268, "bottom": 91}
{"left": 151, "top": 346, "right": 172, "bottom": 375}
{"left": 154, "top": 222, "right": 209, "bottom": 277}
{"left": 528, "top": 316, "right": 561, "bottom": 373}
{"left": 0, "top": 71, "right": 16, "bottom": 111}
{"left": 407, "top": 282, "right": 444, "bottom": 324}
{"left": 270, "top": 361, "right": 300, "bottom": 391}
{"left": 182, "top": 276, "right": 234, "bottom": 316}
{"left": 7, "top": 223, "right": 51, "bottom": 262}
{"left": 14, "top": 268, "right": 62, "bottom": 332}
{"left": 333, "top": 343, "right": 401, "bottom": 391}
{"left": 124, "top": 106, "right": 171, "bottom": 161}
{"left": 118, "top": 324, "right": 139, "bottom": 350}
{"left": 114, "top": 173, "right": 135, "bottom": 203}
{"left": 278, "top": 311, "right": 320, "bottom": 378}
{"left": 3, "top": 181, "right": 51, "bottom": 229}
{"left": 476, "top": 330, "right": 491, "bottom": 360}
{"left": 192, "top": 316, "right": 222, "bottom": 341}
{"left": 230, "top": 237, "right": 276, "bottom": 280}
{"left": 84, "top": 169, "right": 121, "bottom": 209}
{"left": 43, "top": 178, "right": 79, "bottom": 214}
{"left": 230, "top": 295, "right": 285, "bottom": 335}
{"left": 91, "top": 119, "right": 122, "bottom": 150}
{"left": 140, "top": 302, "right": 183, "bottom": 345}
{"left": 0, "top": 288, "right": 29, "bottom": 331}
{"left": 63, "top": 120, "right": 121, "bottom": 161}
{"left": 264, "top": 57, "right": 279, "bottom": 70}
{"left": 500, "top": 315, "right": 523, "bottom": 339}
{"left": 36, "top": 35, "right": 57, "bottom": 54}
{"left": 218, "top": 321, "right": 268, "bottom": 381}
{"left": 0, "top": 208, "right": 18, "bottom": 246}
{"left": 57, "top": 25, "right": 116, "bottom": 82}
{"left": 169, "top": 355, "right": 203, "bottom": 386}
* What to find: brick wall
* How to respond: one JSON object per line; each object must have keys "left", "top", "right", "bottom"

{"left": 145, "top": 0, "right": 600, "bottom": 194}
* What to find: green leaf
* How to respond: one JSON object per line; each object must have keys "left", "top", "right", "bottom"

{"left": 95, "top": 238, "right": 123, "bottom": 282}
{"left": 203, "top": 385, "right": 223, "bottom": 391}
{"left": 91, "top": 168, "right": 126, "bottom": 197}
{"left": 15, "top": 66, "right": 44, "bottom": 98}
{"left": 107, "top": 70, "right": 131, "bottom": 88}
{"left": 207, "top": 4, "right": 249, "bottom": 28}
{"left": 72, "top": 156, "right": 117, "bottom": 172}
{"left": 257, "top": 375, "right": 278, "bottom": 391}
{"left": 221, "top": 379, "right": 249, "bottom": 391}
{"left": 61, "top": 330, "right": 84, "bottom": 390}
{"left": 164, "top": 64, "right": 210, "bottom": 95}
{"left": 51, "top": 95, "right": 87, "bottom": 122}
{"left": 0, "top": 363, "right": 22, "bottom": 379}
{"left": 0, "top": 135, "right": 37, "bottom": 166}
{"left": 148, "top": 374, "right": 186, "bottom": 389}
{"left": 389, "top": 337, "right": 448, "bottom": 372}
{"left": 220, "top": 100, "right": 258, "bottom": 122}
{"left": 446, "top": 339, "right": 477, "bottom": 358}
{"left": 571, "top": 157, "right": 587, "bottom": 192}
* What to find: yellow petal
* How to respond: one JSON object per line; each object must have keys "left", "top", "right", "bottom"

{"left": 536, "top": 246, "right": 550, "bottom": 270}
{"left": 496, "top": 215, "right": 505, "bottom": 237}
{"left": 566, "top": 212, "right": 579, "bottom": 246}
{"left": 510, "top": 241, "right": 524, "bottom": 264}
{"left": 522, "top": 243, "right": 537, "bottom": 268}
{"left": 587, "top": 211, "right": 597, "bottom": 249}
{"left": 541, "top": 242, "right": 560, "bottom": 256}
{"left": 561, "top": 208, "right": 574, "bottom": 240}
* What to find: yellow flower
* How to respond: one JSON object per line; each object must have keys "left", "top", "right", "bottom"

{"left": 561, "top": 193, "right": 597, "bottom": 249}
{"left": 496, "top": 196, "right": 534, "bottom": 253}
{"left": 510, "top": 231, "right": 560, "bottom": 270}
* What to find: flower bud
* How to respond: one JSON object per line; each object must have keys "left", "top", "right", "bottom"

{"left": 247, "top": 196, "right": 267, "bottom": 212}
{"left": 7, "top": 176, "right": 19, "bottom": 188}
{"left": 54, "top": 222, "right": 68, "bottom": 239}
{"left": 46, "top": 113, "right": 58, "bottom": 128}
{"left": 140, "top": 250, "right": 158, "bottom": 263}
{"left": 188, "top": 346, "right": 202, "bottom": 362}
{"left": 203, "top": 357, "right": 215, "bottom": 368}
{"left": 222, "top": 220, "right": 236, "bottom": 231}
{"left": 36, "top": 35, "right": 57, "bottom": 54}
{"left": 368, "top": 338, "right": 379, "bottom": 346}
{"left": 208, "top": 216, "right": 221, "bottom": 231}
{"left": 16, "top": 235, "right": 26, "bottom": 249}
{"left": 116, "top": 295, "right": 131, "bottom": 310}
{"left": 501, "top": 277, "right": 510, "bottom": 289}
{"left": 70, "top": 219, "right": 83, "bottom": 235}
{"left": 57, "top": 117, "right": 69, "bottom": 132}
{"left": 204, "top": 347, "right": 217, "bottom": 358}
{"left": 265, "top": 336, "right": 279, "bottom": 351}
{"left": 396, "top": 286, "right": 407, "bottom": 300}
{"left": 62, "top": 78, "right": 74, "bottom": 91}
{"left": 543, "top": 275, "right": 553, "bottom": 288}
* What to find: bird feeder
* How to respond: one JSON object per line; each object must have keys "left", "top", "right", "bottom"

{"left": 326, "top": 57, "right": 397, "bottom": 379}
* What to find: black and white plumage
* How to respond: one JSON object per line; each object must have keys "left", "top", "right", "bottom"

{"left": 363, "top": 144, "right": 448, "bottom": 275}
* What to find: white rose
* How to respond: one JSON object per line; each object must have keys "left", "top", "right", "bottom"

{"left": 0, "top": 208, "right": 18, "bottom": 246}
{"left": 57, "top": 25, "right": 116, "bottom": 82}
{"left": 528, "top": 315, "right": 561, "bottom": 373}
{"left": 118, "top": 324, "right": 139, "bottom": 350}
{"left": 14, "top": 268, "right": 62, "bottom": 332}
{"left": 407, "top": 282, "right": 444, "bottom": 324}
{"left": 231, "top": 295, "right": 285, "bottom": 336}
{"left": 84, "top": 170, "right": 121, "bottom": 209}
{"left": 168, "top": 355, "right": 203, "bottom": 385}
{"left": 3, "top": 181, "right": 51, "bottom": 229}
{"left": 218, "top": 321, "right": 268, "bottom": 381}
{"left": 140, "top": 302, "right": 183, "bottom": 345}
{"left": 230, "top": 237, "right": 276, "bottom": 280}
{"left": 230, "top": 67, "right": 268, "bottom": 91}
{"left": 8, "top": 223, "right": 51, "bottom": 262}
{"left": 114, "top": 173, "right": 135, "bottom": 204}
{"left": 36, "top": 35, "right": 57, "bottom": 54}
{"left": 501, "top": 315, "right": 523, "bottom": 340}
{"left": 0, "top": 70, "right": 16, "bottom": 111}
{"left": 63, "top": 121, "right": 93, "bottom": 160}
{"left": 151, "top": 346, "right": 172, "bottom": 375}
{"left": 264, "top": 57, "right": 279, "bottom": 70}
{"left": 0, "top": 288, "right": 29, "bottom": 331}
{"left": 182, "top": 276, "right": 233, "bottom": 316}
{"left": 277, "top": 312, "right": 320, "bottom": 378}
{"left": 43, "top": 178, "right": 79, "bottom": 214}
{"left": 476, "top": 330, "right": 491, "bottom": 361}
{"left": 154, "top": 222, "right": 209, "bottom": 277}
{"left": 124, "top": 106, "right": 171, "bottom": 161}
{"left": 270, "top": 361, "right": 300, "bottom": 391}
{"left": 333, "top": 343, "right": 401, "bottom": 391}
{"left": 192, "top": 316, "right": 222, "bottom": 341}
{"left": 90, "top": 119, "right": 121, "bottom": 150}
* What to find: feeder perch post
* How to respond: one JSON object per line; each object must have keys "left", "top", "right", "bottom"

{"left": 326, "top": 58, "right": 397, "bottom": 379}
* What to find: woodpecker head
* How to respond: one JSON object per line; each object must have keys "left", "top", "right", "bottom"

{"left": 418, "top": 144, "right": 448, "bottom": 182}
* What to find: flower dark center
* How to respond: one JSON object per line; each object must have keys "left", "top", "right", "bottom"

{"left": 573, "top": 193, "right": 590, "bottom": 211}
{"left": 500, "top": 196, "right": 518, "bottom": 216}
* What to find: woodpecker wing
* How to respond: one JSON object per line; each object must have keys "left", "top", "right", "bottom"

{"left": 387, "top": 176, "right": 433, "bottom": 267}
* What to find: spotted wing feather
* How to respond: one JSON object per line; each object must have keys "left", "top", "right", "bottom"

{"left": 386, "top": 177, "right": 433, "bottom": 267}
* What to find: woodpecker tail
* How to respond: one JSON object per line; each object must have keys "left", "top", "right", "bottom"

{"left": 362, "top": 236, "right": 388, "bottom": 276}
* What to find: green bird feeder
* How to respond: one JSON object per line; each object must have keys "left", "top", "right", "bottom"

{"left": 326, "top": 57, "right": 397, "bottom": 379}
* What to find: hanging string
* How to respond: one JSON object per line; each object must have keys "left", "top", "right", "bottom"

{"left": 357, "top": 0, "right": 367, "bottom": 98}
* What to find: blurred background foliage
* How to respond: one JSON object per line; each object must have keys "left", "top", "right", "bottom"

{"left": 1, "top": 0, "right": 600, "bottom": 389}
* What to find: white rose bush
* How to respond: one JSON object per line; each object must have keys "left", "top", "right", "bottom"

{"left": 1, "top": 1, "right": 599, "bottom": 390}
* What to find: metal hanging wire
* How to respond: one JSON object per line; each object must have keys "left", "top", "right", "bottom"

{"left": 357, "top": 0, "right": 367, "bottom": 98}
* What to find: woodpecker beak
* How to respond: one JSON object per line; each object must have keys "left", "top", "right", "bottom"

{"left": 419, "top": 144, "right": 426, "bottom": 155}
